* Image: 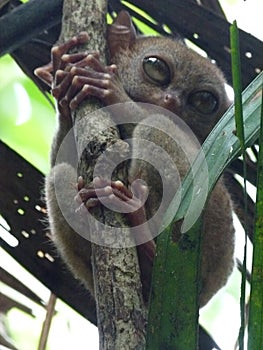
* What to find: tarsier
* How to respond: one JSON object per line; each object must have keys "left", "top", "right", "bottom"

{"left": 36, "top": 11, "right": 235, "bottom": 307}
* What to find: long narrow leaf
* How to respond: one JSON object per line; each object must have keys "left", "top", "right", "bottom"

{"left": 146, "top": 71, "right": 263, "bottom": 349}
{"left": 248, "top": 84, "right": 263, "bottom": 349}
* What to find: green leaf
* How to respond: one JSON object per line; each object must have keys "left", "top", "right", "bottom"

{"left": 248, "top": 84, "right": 263, "bottom": 350}
{"left": 230, "top": 21, "right": 247, "bottom": 350}
{"left": 146, "top": 71, "right": 263, "bottom": 349}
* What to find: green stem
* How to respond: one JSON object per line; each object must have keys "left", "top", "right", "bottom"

{"left": 230, "top": 20, "right": 248, "bottom": 350}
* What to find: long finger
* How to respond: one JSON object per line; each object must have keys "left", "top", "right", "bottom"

{"left": 61, "top": 51, "right": 100, "bottom": 65}
{"left": 69, "top": 83, "right": 109, "bottom": 109}
{"left": 34, "top": 62, "right": 53, "bottom": 87}
{"left": 52, "top": 32, "right": 89, "bottom": 72}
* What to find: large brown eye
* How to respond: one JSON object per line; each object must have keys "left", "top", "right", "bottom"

{"left": 188, "top": 91, "right": 218, "bottom": 114}
{"left": 143, "top": 57, "right": 171, "bottom": 85}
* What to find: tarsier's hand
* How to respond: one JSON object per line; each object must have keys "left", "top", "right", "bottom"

{"left": 35, "top": 33, "right": 130, "bottom": 117}
{"left": 34, "top": 33, "right": 89, "bottom": 88}
{"left": 55, "top": 57, "right": 129, "bottom": 110}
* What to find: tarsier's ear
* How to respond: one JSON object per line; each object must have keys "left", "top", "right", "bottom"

{"left": 107, "top": 10, "right": 137, "bottom": 59}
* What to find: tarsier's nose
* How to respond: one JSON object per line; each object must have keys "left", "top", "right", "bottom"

{"left": 162, "top": 93, "right": 182, "bottom": 115}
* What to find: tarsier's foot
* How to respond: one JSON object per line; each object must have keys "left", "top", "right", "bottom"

{"left": 75, "top": 176, "right": 149, "bottom": 227}
{"left": 76, "top": 176, "right": 155, "bottom": 300}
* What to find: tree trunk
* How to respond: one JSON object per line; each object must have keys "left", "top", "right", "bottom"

{"left": 59, "top": 1, "right": 147, "bottom": 349}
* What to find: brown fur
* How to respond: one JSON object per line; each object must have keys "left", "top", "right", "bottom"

{"left": 44, "top": 11, "right": 235, "bottom": 307}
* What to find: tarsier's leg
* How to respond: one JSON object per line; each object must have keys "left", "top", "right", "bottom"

{"left": 45, "top": 163, "right": 94, "bottom": 291}
{"left": 76, "top": 176, "right": 155, "bottom": 301}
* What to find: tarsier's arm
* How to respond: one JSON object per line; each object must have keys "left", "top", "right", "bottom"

{"left": 36, "top": 10, "right": 235, "bottom": 306}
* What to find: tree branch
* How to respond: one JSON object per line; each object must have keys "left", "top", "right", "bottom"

{"left": 59, "top": 1, "right": 146, "bottom": 348}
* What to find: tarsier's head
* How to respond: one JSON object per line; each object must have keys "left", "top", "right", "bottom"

{"left": 107, "top": 11, "right": 231, "bottom": 142}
